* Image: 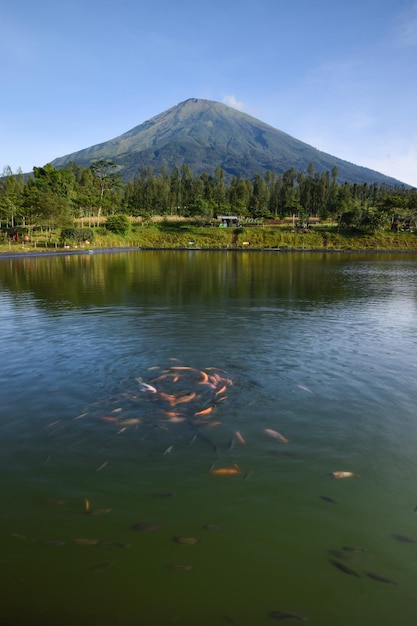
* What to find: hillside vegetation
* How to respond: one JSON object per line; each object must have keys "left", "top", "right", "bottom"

{"left": 1, "top": 158, "right": 416, "bottom": 254}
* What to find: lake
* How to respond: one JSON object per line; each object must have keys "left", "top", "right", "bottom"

{"left": 1, "top": 249, "right": 417, "bottom": 625}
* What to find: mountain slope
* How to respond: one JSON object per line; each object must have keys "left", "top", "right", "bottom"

{"left": 51, "top": 98, "right": 405, "bottom": 186}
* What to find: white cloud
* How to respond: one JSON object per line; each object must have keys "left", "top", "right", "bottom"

{"left": 223, "top": 95, "right": 245, "bottom": 111}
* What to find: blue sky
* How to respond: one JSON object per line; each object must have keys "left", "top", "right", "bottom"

{"left": 1, "top": 0, "right": 417, "bottom": 186}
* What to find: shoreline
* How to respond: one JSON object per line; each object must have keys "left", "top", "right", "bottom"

{"left": 2, "top": 245, "right": 417, "bottom": 260}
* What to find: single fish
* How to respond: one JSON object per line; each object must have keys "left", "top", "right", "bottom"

{"left": 269, "top": 610, "right": 308, "bottom": 621}
{"left": 342, "top": 546, "right": 366, "bottom": 552}
{"left": 83, "top": 498, "right": 90, "bottom": 513}
{"left": 132, "top": 523, "right": 163, "bottom": 532}
{"left": 73, "top": 538, "right": 100, "bottom": 545}
{"left": 328, "top": 549, "right": 348, "bottom": 560}
{"left": 329, "top": 559, "right": 360, "bottom": 577}
{"left": 169, "top": 564, "right": 192, "bottom": 571}
{"left": 163, "top": 445, "right": 174, "bottom": 456}
{"left": 365, "top": 571, "right": 397, "bottom": 584}
{"left": 165, "top": 415, "right": 186, "bottom": 423}
{"left": 329, "top": 471, "right": 360, "bottom": 479}
{"left": 215, "top": 394, "right": 227, "bottom": 402}
{"left": 158, "top": 391, "right": 178, "bottom": 406}
{"left": 210, "top": 464, "right": 241, "bottom": 476}
{"left": 90, "top": 508, "right": 112, "bottom": 516}
{"left": 264, "top": 428, "right": 289, "bottom": 443}
{"left": 150, "top": 373, "right": 170, "bottom": 383}
{"left": 188, "top": 425, "right": 218, "bottom": 455}
{"left": 234, "top": 430, "right": 246, "bottom": 445}
{"left": 174, "top": 392, "right": 197, "bottom": 405}
{"left": 216, "top": 384, "right": 227, "bottom": 396}
{"left": 74, "top": 411, "right": 88, "bottom": 420}
{"left": 118, "top": 418, "right": 141, "bottom": 426}
{"left": 199, "top": 370, "right": 209, "bottom": 383}
{"left": 392, "top": 534, "right": 416, "bottom": 543}
{"left": 135, "top": 378, "right": 157, "bottom": 393}
{"left": 172, "top": 536, "right": 200, "bottom": 545}
{"left": 203, "top": 524, "right": 223, "bottom": 530}
{"left": 90, "top": 562, "right": 113, "bottom": 572}
{"left": 194, "top": 406, "right": 213, "bottom": 416}
{"left": 319, "top": 495, "right": 336, "bottom": 504}
{"left": 296, "top": 385, "right": 313, "bottom": 393}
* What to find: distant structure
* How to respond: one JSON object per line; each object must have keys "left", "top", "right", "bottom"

{"left": 219, "top": 216, "right": 239, "bottom": 227}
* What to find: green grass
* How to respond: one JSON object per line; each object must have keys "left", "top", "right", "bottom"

{"left": 1, "top": 223, "right": 417, "bottom": 254}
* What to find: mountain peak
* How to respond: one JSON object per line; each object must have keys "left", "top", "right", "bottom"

{"left": 51, "top": 98, "right": 406, "bottom": 186}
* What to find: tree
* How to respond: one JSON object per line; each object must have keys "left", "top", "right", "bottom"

{"left": 249, "top": 174, "right": 270, "bottom": 217}
{"left": 0, "top": 166, "right": 24, "bottom": 227}
{"left": 90, "top": 160, "right": 122, "bottom": 218}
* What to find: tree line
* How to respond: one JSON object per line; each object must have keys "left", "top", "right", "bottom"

{"left": 1, "top": 160, "right": 416, "bottom": 232}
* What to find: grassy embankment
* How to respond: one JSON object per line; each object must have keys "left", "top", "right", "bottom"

{"left": 1, "top": 219, "right": 417, "bottom": 254}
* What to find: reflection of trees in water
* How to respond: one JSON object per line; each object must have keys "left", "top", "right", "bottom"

{"left": 0, "top": 250, "right": 404, "bottom": 312}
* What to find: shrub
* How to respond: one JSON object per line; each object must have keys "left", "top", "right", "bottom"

{"left": 105, "top": 214, "right": 131, "bottom": 235}
{"left": 60, "top": 228, "right": 94, "bottom": 243}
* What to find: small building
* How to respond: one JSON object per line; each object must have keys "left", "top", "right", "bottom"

{"left": 218, "top": 215, "right": 239, "bottom": 227}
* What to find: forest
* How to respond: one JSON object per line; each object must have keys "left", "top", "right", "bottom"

{"left": 1, "top": 160, "right": 416, "bottom": 235}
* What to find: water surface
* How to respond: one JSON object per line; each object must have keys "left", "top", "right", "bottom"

{"left": 1, "top": 250, "right": 417, "bottom": 625}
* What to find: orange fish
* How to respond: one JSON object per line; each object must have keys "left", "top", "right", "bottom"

{"left": 199, "top": 370, "right": 209, "bottom": 383}
{"left": 150, "top": 373, "right": 170, "bottom": 383}
{"left": 210, "top": 464, "right": 241, "bottom": 476}
{"left": 194, "top": 406, "right": 213, "bottom": 416}
{"left": 158, "top": 392, "right": 177, "bottom": 406}
{"left": 216, "top": 385, "right": 227, "bottom": 396}
{"left": 173, "top": 392, "right": 196, "bottom": 406}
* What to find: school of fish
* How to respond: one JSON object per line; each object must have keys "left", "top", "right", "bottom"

{"left": 64, "top": 361, "right": 407, "bottom": 620}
